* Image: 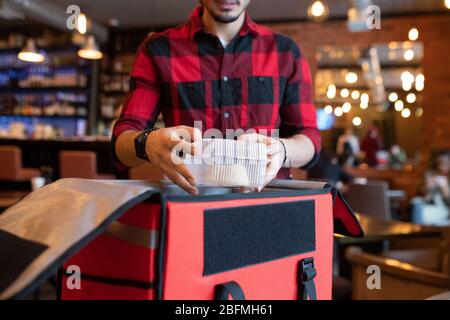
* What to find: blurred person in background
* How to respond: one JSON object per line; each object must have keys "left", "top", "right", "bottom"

{"left": 336, "top": 127, "right": 360, "bottom": 166}
{"left": 389, "top": 144, "right": 407, "bottom": 169}
{"left": 411, "top": 150, "right": 450, "bottom": 225}
{"left": 361, "top": 126, "right": 383, "bottom": 167}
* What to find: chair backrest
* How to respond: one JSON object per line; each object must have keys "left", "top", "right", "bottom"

{"left": 59, "top": 151, "right": 98, "bottom": 179}
{"left": 346, "top": 180, "right": 392, "bottom": 220}
{"left": 129, "top": 163, "right": 164, "bottom": 181}
{"left": 0, "top": 146, "right": 22, "bottom": 180}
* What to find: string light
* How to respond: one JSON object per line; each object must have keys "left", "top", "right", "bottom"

{"left": 361, "top": 93, "right": 369, "bottom": 104}
{"left": 324, "top": 105, "right": 333, "bottom": 114}
{"left": 345, "top": 72, "right": 358, "bottom": 84}
{"left": 401, "top": 108, "right": 411, "bottom": 118}
{"left": 340, "top": 88, "right": 350, "bottom": 98}
{"left": 334, "top": 107, "right": 343, "bottom": 117}
{"left": 352, "top": 116, "right": 362, "bottom": 126}
{"left": 408, "top": 28, "right": 419, "bottom": 41}
{"left": 404, "top": 49, "right": 414, "bottom": 61}
{"left": 327, "top": 84, "right": 336, "bottom": 99}
{"left": 406, "top": 93, "right": 416, "bottom": 103}
{"left": 342, "top": 102, "right": 352, "bottom": 113}
{"left": 360, "top": 102, "right": 368, "bottom": 109}
{"left": 445, "top": 0, "right": 450, "bottom": 9}
{"left": 388, "top": 92, "right": 398, "bottom": 102}
{"left": 308, "top": 1, "right": 329, "bottom": 21}
{"left": 395, "top": 100, "right": 404, "bottom": 111}
{"left": 351, "top": 90, "right": 360, "bottom": 100}
{"left": 77, "top": 13, "right": 87, "bottom": 35}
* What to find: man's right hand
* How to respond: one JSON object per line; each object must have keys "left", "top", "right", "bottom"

{"left": 146, "top": 125, "right": 201, "bottom": 195}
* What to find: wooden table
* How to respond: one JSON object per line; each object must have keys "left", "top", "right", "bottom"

{"left": 334, "top": 214, "right": 447, "bottom": 277}
{"left": 335, "top": 214, "right": 444, "bottom": 245}
{"left": 0, "top": 191, "right": 29, "bottom": 212}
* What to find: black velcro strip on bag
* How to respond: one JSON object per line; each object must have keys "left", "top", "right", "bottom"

{"left": 0, "top": 229, "right": 48, "bottom": 292}
{"left": 203, "top": 200, "right": 315, "bottom": 276}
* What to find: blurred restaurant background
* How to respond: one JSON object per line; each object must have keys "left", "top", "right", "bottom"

{"left": 0, "top": 0, "right": 449, "bottom": 300}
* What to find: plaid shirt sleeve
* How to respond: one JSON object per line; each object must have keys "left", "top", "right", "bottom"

{"left": 278, "top": 41, "right": 321, "bottom": 169}
{"left": 111, "top": 37, "right": 161, "bottom": 170}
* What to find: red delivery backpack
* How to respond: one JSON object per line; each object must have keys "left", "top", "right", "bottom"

{"left": 60, "top": 180, "right": 363, "bottom": 300}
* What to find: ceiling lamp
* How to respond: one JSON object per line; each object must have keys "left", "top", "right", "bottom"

{"left": 345, "top": 72, "right": 358, "bottom": 84}
{"left": 340, "top": 88, "right": 350, "bottom": 98}
{"left": 342, "top": 102, "right": 352, "bottom": 113}
{"left": 408, "top": 27, "right": 419, "bottom": 41}
{"left": 394, "top": 100, "right": 404, "bottom": 111}
{"left": 78, "top": 35, "right": 103, "bottom": 60}
{"left": 388, "top": 92, "right": 398, "bottom": 102}
{"left": 17, "top": 39, "right": 45, "bottom": 63}
{"left": 324, "top": 105, "right": 333, "bottom": 114}
{"left": 401, "top": 108, "right": 411, "bottom": 118}
{"left": 352, "top": 116, "right": 362, "bottom": 126}
{"left": 307, "top": 1, "right": 329, "bottom": 22}
{"left": 406, "top": 93, "right": 416, "bottom": 104}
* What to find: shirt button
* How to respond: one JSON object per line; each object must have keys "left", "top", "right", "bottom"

{"left": 223, "top": 76, "right": 229, "bottom": 82}
{"left": 258, "top": 76, "right": 265, "bottom": 82}
{"left": 224, "top": 112, "right": 230, "bottom": 119}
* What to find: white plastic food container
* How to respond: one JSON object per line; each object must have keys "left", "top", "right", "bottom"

{"left": 184, "top": 139, "right": 267, "bottom": 188}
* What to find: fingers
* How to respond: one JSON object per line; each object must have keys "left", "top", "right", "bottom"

{"left": 173, "top": 126, "right": 202, "bottom": 142}
{"left": 171, "top": 161, "right": 196, "bottom": 187}
{"left": 162, "top": 163, "right": 198, "bottom": 195}
{"left": 170, "top": 138, "right": 198, "bottom": 157}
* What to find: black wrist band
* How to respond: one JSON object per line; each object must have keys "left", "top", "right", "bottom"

{"left": 134, "top": 127, "right": 159, "bottom": 161}
{"left": 279, "top": 139, "right": 288, "bottom": 166}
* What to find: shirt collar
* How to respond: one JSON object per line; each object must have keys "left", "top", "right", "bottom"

{"left": 189, "top": 5, "right": 259, "bottom": 40}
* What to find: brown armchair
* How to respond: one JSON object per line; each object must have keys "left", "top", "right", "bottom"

{"left": 0, "top": 146, "right": 40, "bottom": 181}
{"left": 345, "top": 245, "right": 450, "bottom": 300}
{"left": 59, "top": 151, "right": 115, "bottom": 179}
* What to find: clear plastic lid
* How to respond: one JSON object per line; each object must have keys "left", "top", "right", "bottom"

{"left": 184, "top": 139, "right": 267, "bottom": 188}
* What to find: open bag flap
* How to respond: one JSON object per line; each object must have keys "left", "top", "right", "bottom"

{"left": 0, "top": 178, "right": 158, "bottom": 300}
{"left": 268, "top": 180, "right": 364, "bottom": 238}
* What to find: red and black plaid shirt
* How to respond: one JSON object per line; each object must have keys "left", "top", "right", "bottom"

{"left": 112, "top": 5, "right": 320, "bottom": 172}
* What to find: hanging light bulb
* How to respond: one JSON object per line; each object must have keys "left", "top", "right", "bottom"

{"left": 324, "top": 105, "right": 333, "bottom": 114}
{"left": 307, "top": 1, "right": 329, "bottom": 22}
{"left": 345, "top": 72, "right": 358, "bottom": 84}
{"left": 360, "top": 101, "right": 368, "bottom": 109}
{"left": 352, "top": 116, "right": 362, "bottom": 127}
{"left": 18, "top": 39, "right": 45, "bottom": 63}
{"left": 77, "top": 13, "right": 87, "bottom": 35}
{"left": 395, "top": 100, "right": 404, "bottom": 111}
{"left": 408, "top": 28, "right": 419, "bottom": 41}
{"left": 360, "top": 93, "right": 369, "bottom": 104}
{"left": 445, "top": 0, "right": 450, "bottom": 9}
{"left": 351, "top": 90, "right": 360, "bottom": 100}
{"left": 415, "top": 81, "right": 424, "bottom": 91}
{"left": 342, "top": 102, "right": 352, "bottom": 113}
{"left": 406, "top": 93, "right": 416, "bottom": 103}
{"left": 327, "top": 84, "right": 336, "bottom": 99}
{"left": 401, "top": 108, "right": 411, "bottom": 118}
{"left": 334, "top": 107, "right": 343, "bottom": 117}
{"left": 388, "top": 92, "right": 398, "bottom": 102}
{"left": 340, "top": 88, "right": 350, "bottom": 98}
{"left": 401, "top": 71, "right": 415, "bottom": 83}
{"left": 404, "top": 49, "right": 414, "bottom": 61}
{"left": 402, "top": 81, "right": 412, "bottom": 91}
{"left": 78, "top": 35, "right": 103, "bottom": 60}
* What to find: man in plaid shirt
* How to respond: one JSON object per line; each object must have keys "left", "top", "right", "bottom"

{"left": 113, "top": 1, "right": 320, "bottom": 194}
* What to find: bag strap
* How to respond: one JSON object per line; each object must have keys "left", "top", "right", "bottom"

{"left": 298, "top": 257, "right": 317, "bottom": 300}
{"left": 215, "top": 281, "right": 246, "bottom": 300}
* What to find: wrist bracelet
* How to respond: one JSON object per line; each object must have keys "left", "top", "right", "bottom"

{"left": 278, "top": 139, "right": 288, "bottom": 166}
{"left": 134, "top": 127, "right": 159, "bottom": 161}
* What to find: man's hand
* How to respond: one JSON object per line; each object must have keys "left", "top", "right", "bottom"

{"left": 238, "top": 133, "right": 285, "bottom": 190}
{"left": 146, "top": 125, "right": 201, "bottom": 195}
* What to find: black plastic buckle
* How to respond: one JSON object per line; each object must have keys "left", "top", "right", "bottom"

{"left": 300, "top": 257, "right": 317, "bottom": 283}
